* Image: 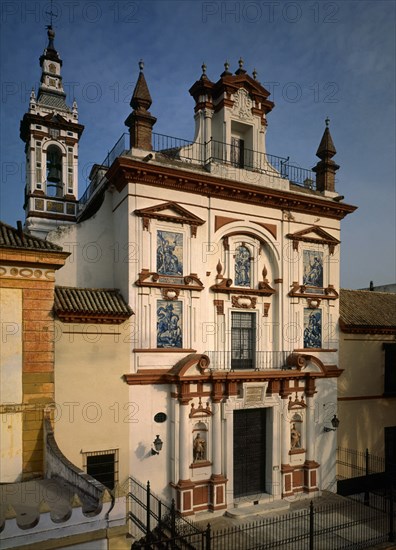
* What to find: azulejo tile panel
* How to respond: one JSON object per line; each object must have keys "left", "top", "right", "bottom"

{"left": 303, "top": 308, "right": 322, "bottom": 348}
{"left": 303, "top": 250, "right": 323, "bottom": 288}
{"left": 157, "top": 300, "right": 182, "bottom": 348}
{"left": 157, "top": 231, "right": 183, "bottom": 276}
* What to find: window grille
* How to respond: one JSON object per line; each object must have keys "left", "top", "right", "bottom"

{"left": 231, "top": 312, "right": 256, "bottom": 369}
{"left": 82, "top": 449, "right": 119, "bottom": 490}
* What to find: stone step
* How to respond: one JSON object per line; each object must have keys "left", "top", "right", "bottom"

{"left": 226, "top": 499, "right": 290, "bottom": 519}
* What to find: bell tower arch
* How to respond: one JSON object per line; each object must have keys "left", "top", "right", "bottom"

{"left": 20, "top": 25, "right": 84, "bottom": 238}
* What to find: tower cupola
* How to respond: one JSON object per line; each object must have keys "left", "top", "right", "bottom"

{"left": 20, "top": 26, "right": 84, "bottom": 238}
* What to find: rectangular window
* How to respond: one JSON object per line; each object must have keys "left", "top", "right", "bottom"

{"left": 83, "top": 449, "right": 118, "bottom": 490}
{"left": 67, "top": 148, "right": 74, "bottom": 188}
{"left": 231, "top": 312, "right": 256, "bottom": 369}
{"left": 231, "top": 137, "right": 245, "bottom": 168}
{"left": 384, "top": 343, "right": 396, "bottom": 396}
{"left": 36, "top": 142, "right": 42, "bottom": 183}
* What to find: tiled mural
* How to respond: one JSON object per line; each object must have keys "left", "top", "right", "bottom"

{"left": 303, "top": 308, "right": 322, "bottom": 348}
{"left": 157, "top": 301, "right": 183, "bottom": 348}
{"left": 157, "top": 231, "right": 183, "bottom": 276}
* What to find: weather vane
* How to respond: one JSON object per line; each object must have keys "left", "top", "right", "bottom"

{"left": 45, "top": 0, "right": 57, "bottom": 27}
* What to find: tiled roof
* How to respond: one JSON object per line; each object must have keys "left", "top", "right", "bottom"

{"left": 340, "top": 289, "right": 396, "bottom": 333}
{"left": 37, "top": 92, "right": 70, "bottom": 111}
{"left": 0, "top": 221, "right": 63, "bottom": 251}
{"left": 54, "top": 286, "right": 133, "bottom": 324}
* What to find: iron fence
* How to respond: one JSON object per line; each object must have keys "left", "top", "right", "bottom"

{"left": 337, "top": 447, "right": 386, "bottom": 480}
{"left": 127, "top": 476, "right": 394, "bottom": 550}
{"left": 128, "top": 477, "right": 207, "bottom": 549}
{"left": 208, "top": 498, "right": 393, "bottom": 549}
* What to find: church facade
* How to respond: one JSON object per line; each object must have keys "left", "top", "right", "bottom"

{"left": 14, "top": 28, "right": 357, "bottom": 518}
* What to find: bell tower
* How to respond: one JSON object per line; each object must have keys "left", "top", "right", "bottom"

{"left": 20, "top": 25, "right": 84, "bottom": 238}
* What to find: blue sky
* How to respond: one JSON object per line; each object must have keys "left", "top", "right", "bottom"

{"left": 0, "top": 0, "right": 395, "bottom": 288}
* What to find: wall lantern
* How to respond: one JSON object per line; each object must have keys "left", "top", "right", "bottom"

{"left": 151, "top": 435, "right": 163, "bottom": 455}
{"left": 324, "top": 414, "right": 340, "bottom": 432}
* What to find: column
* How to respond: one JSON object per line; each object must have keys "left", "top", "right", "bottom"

{"left": 303, "top": 382, "right": 320, "bottom": 493}
{"left": 305, "top": 396, "right": 314, "bottom": 461}
{"left": 212, "top": 400, "right": 221, "bottom": 474}
{"left": 281, "top": 393, "right": 293, "bottom": 497}
{"left": 179, "top": 401, "right": 190, "bottom": 481}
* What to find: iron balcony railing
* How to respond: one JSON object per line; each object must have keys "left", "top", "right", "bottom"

{"left": 79, "top": 133, "right": 129, "bottom": 209}
{"left": 205, "top": 350, "right": 291, "bottom": 371}
{"left": 152, "top": 132, "right": 316, "bottom": 189}
{"left": 78, "top": 132, "right": 317, "bottom": 210}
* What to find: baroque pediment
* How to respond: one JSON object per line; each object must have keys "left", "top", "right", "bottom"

{"left": 286, "top": 226, "right": 340, "bottom": 254}
{"left": 134, "top": 201, "right": 205, "bottom": 237}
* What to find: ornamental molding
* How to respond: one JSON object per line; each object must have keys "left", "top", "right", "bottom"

{"left": 288, "top": 282, "right": 338, "bottom": 301}
{"left": 107, "top": 158, "right": 357, "bottom": 222}
{"left": 286, "top": 226, "right": 340, "bottom": 254}
{"left": 189, "top": 397, "right": 212, "bottom": 417}
{"left": 231, "top": 295, "right": 257, "bottom": 309}
{"left": 134, "top": 201, "right": 205, "bottom": 237}
{"left": 211, "top": 260, "right": 275, "bottom": 297}
{"left": 288, "top": 393, "right": 307, "bottom": 410}
{"left": 135, "top": 269, "right": 204, "bottom": 291}
{"left": 0, "top": 265, "right": 55, "bottom": 281}
{"left": 232, "top": 88, "right": 253, "bottom": 121}
{"left": 161, "top": 287, "right": 180, "bottom": 300}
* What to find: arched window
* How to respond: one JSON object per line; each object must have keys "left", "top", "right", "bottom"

{"left": 46, "top": 145, "right": 63, "bottom": 197}
{"left": 234, "top": 245, "right": 251, "bottom": 287}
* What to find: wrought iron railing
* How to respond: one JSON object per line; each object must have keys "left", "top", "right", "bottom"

{"left": 79, "top": 133, "right": 129, "bottom": 208}
{"left": 205, "top": 350, "right": 291, "bottom": 371}
{"left": 153, "top": 133, "right": 316, "bottom": 188}
{"left": 127, "top": 475, "right": 395, "bottom": 549}
{"left": 78, "top": 132, "right": 317, "bottom": 213}
{"left": 127, "top": 477, "right": 206, "bottom": 547}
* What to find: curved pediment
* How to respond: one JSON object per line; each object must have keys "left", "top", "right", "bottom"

{"left": 169, "top": 353, "right": 210, "bottom": 378}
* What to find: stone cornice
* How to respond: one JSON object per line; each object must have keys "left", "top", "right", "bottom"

{"left": 107, "top": 157, "right": 356, "bottom": 221}
{"left": 0, "top": 248, "right": 70, "bottom": 269}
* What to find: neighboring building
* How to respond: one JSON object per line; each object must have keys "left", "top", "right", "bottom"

{"left": 338, "top": 289, "right": 396, "bottom": 462}
{"left": 0, "top": 221, "right": 127, "bottom": 549}
{"left": 361, "top": 282, "right": 396, "bottom": 293}
{"left": 2, "top": 24, "right": 359, "bottom": 527}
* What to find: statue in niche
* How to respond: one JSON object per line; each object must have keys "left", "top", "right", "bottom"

{"left": 193, "top": 433, "right": 206, "bottom": 462}
{"left": 290, "top": 423, "right": 301, "bottom": 449}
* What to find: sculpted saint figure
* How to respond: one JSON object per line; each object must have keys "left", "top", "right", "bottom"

{"left": 193, "top": 433, "right": 206, "bottom": 461}
{"left": 291, "top": 423, "right": 301, "bottom": 449}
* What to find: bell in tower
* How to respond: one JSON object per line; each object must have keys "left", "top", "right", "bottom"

{"left": 46, "top": 146, "right": 62, "bottom": 183}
